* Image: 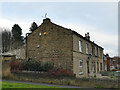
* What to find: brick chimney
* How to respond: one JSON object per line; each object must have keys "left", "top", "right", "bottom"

{"left": 85, "top": 32, "right": 90, "bottom": 40}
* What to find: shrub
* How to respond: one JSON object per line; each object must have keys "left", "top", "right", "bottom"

{"left": 10, "top": 61, "right": 22, "bottom": 72}
{"left": 110, "top": 76, "right": 115, "bottom": 78}
{"left": 48, "top": 69, "right": 74, "bottom": 77}
{"left": 20, "top": 61, "right": 54, "bottom": 72}
{"left": 94, "top": 74, "right": 96, "bottom": 78}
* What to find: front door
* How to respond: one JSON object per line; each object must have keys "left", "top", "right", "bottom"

{"left": 87, "top": 61, "right": 89, "bottom": 73}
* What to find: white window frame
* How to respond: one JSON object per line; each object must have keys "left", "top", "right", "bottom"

{"left": 79, "top": 72, "right": 83, "bottom": 75}
{"left": 91, "top": 45, "right": 95, "bottom": 56}
{"left": 79, "top": 60, "right": 83, "bottom": 75}
{"left": 79, "top": 40, "right": 82, "bottom": 52}
{"left": 86, "top": 43, "right": 88, "bottom": 54}
{"left": 79, "top": 60, "right": 83, "bottom": 67}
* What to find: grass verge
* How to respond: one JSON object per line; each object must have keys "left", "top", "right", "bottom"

{"left": 2, "top": 81, "right": 59, "bottom": 88}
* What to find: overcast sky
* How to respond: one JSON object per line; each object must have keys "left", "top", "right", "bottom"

{"left": 0, "top": 2, "right": 118, "bottom": 57}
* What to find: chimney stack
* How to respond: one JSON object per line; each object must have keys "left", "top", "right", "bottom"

{"left": 43, "top": 18, "right": 51, "bottom": 24}
{"left": 85, "top": 32, "right": 90, "bottom": 40}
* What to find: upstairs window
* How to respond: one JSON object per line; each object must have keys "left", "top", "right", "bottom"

{"left": 86, "top": 43, "right": 88, "bottom": 54}
{"left": 97, "top": 47, "right": 98, "bottom": 57}
{"left": 79, "top": 40, "right": 82, "bottom": 52}
{"left": 100, "top": 49, "right": 102, "bottom": 58}
{"left": 91, "top": 45, "right": 95, "bottom": 56}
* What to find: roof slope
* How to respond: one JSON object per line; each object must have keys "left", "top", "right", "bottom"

{"left": 27, "top": 18, "right": 103, "bottom": 49}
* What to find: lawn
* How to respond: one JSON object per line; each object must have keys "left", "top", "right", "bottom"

{"left": 2, "top": 81, "right": 59, "bottom": 88}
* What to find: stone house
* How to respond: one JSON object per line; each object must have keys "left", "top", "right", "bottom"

{"left": 26, "top": 18, "right": 104, "bottom": 77}
{"left": 2, "top": 46, "right": 26, "bottom": 60}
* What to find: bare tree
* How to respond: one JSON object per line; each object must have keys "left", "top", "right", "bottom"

{"left": 0, "top": 28, "right": 12, "bottom": 53}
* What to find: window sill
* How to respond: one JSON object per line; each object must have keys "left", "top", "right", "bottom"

{"left": 79, "top": 52, "right": 83, "bottom": 54}
{"left": 86, "top": 53, "right": 89, "bottom": 55}
{"left": 79, "top": 72, "right": 83, "bottom": 75}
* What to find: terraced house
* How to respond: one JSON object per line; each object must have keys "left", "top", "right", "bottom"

{"left": 26, "top": 18, "right": 104, "bottom": 77}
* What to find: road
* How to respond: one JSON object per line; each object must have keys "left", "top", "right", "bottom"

{"left": 2, "top": 79, "right": 119, "bottom": 90}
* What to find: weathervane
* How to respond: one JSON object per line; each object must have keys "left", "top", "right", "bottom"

{"left": 42, "top": 13, "right": 47, "bottom": 19}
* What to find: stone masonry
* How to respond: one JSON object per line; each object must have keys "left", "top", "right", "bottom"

{"left": 26, "top": 18, "right": 73, "bottom": 70}
{"left": 26, "top": 18, "right": 104, "bottom": 77}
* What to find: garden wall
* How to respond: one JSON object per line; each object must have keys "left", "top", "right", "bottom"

{"left": 3, "top": 71, "right": 119, "bottom": 88}
{"left": 2, "top": 61, "right": 11, "bottom": 77}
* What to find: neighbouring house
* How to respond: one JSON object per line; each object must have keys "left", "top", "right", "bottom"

{"left": 104, "top": 54, "right": 115, "bottom": 71}
{"left": 26, "top": 18, "right": 104, "bottom": 77}
{"left": 103, "top": 54, "right": 111, "bottom": 71}
{"left": 2, "top": 46, "right": 26, "bottom": 60}
{"left": 112, "top": 56, "right": 120, "bottom": 70}
{"left": 103, "top": 54, "right": 120, "bottom": 71}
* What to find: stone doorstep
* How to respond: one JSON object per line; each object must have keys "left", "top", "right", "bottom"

{"left": 89, "top": 73, "right": 117, "bottom": 79}
{"left": 89, "top": 73, "right": 102, "bottom": 78}
{"left": 95, "top": 74, "right": 113, "bottom": 79}
{"left": 96, "top": 74, "right": 102, "bottom": 78}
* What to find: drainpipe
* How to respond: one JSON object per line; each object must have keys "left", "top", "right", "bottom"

{"left": 25, "top": 33, "right": 28, "bottom": 59}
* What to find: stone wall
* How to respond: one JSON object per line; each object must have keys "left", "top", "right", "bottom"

{"left": 9, "top": 72, "right": 119, "bottom": 88}
{"left": 73, "top": 34, "right": 103, "bottom": 77}
{"left": 2, "top": 60, "right": 11, "bottom": 77}
{"left": 27, "top": 18, "right": 73, "bottom": 70}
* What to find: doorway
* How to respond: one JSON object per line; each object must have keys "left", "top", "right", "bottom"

{"left": 87, "top": 61, "right": 89, "bottom": 73}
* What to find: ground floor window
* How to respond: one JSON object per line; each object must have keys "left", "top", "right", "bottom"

{"left": 92, "top": 62, "right": 96, "bottom": 73}
{"left": 100, "top": 63, "right": 102, "bottom": 71}
{"left": 97, "top": 62, "right": 99, "bottom": 72}
{"left": 79, "top": 60, "right": 83, "bottom": 75}
{"left": 104, "top": 65, "right": 107, "bottom": 71}
{"left": 94, "top": 62, "right": 96, "bottom": 73}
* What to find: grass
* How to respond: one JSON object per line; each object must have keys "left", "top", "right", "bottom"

{"left": 95, "top": 86, "right": 105, "bottom": 88}
{"left": 2, "top": 81, "right": 59, "bottom": 88}
{"left": 1, "top": 81, "right": 86, "bottom": 90}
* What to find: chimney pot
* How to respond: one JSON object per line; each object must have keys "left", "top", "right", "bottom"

{"left": 87, "top": 32, "right": 89, "bottom": 37}
{"left": 85, "top": 32, "right": 90, "bottom": 40}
